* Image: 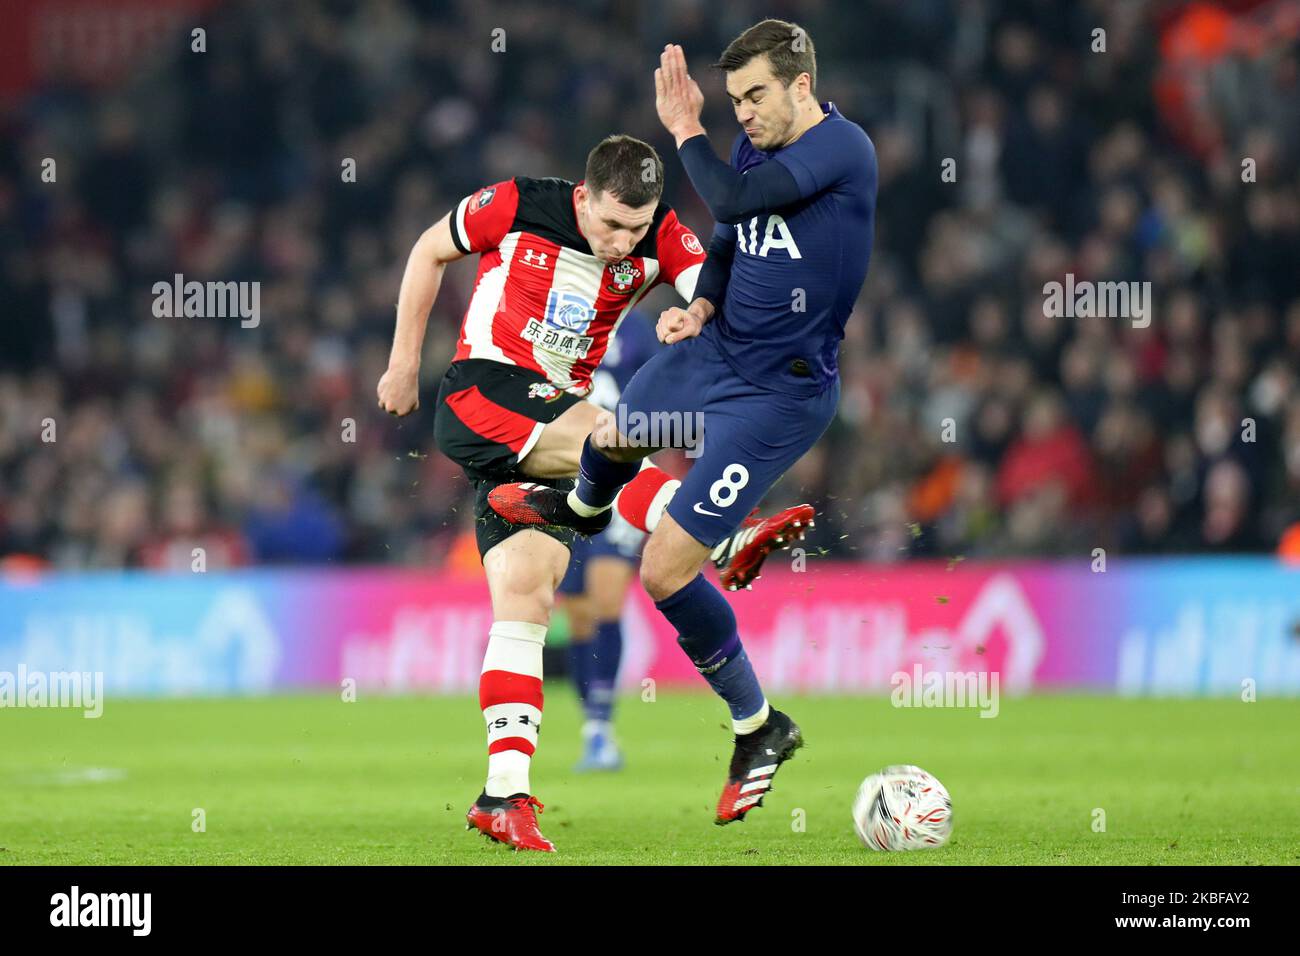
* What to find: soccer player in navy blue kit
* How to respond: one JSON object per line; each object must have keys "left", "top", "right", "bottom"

{"left": 491, "top": 19, "right": 877, "bottom": 824}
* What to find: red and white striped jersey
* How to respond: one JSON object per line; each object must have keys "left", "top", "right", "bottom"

{"left": 448, "top": 177, "right": 705, "bottom": 395}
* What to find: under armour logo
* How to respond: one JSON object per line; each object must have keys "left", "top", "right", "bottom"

{"left": 521, "top": 249, "right": 548, "bottom": 268}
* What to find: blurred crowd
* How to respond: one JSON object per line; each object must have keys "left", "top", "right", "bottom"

{"left": 2, "top": 0, "right": 1299, "bottom": 570}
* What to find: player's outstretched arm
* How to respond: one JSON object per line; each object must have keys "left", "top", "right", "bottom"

{"left": 378, "top": 212, "right": 466, "bottom": 416}
{"left": 655, "top": 44, "right": 804, "bottom": 224}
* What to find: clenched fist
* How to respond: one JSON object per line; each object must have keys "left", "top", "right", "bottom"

{"left": 657, "top": 306, "right": 704, "bottom": 344}
{"left": 377, "top": 365, "right": 420, "bottom": 416}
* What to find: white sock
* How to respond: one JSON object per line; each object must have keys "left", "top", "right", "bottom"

{"left": 480, "top": 620, "right": 547, "bottom": 798}
{"left": 732, "top": 699, "right": 770, "bottom": 735}
{"left": 486, "top": 751, "right": 531, "bottom": 798}
{"left": 567, "top": 488, "right": 612, "bottom": 517}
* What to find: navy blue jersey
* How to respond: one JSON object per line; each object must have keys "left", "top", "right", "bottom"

{"left": 587, "top": 310, "right": 659, "bottom": 410}
{"left": 697, "top": 103, "right": 877, "bottom": 397}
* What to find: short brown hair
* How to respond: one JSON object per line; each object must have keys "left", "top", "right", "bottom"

{"left": 714, "top": 18, "right": 816, "bottom": 91}
{"left": 584, "top": 135, "right": 664, "bottom": 207}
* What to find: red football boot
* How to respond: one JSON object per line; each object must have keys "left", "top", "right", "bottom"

{"left": 712, "top": 504, "right": 815, "bottom": 591}
{"left": 465, "top": 793, "right": 556, "bottom": 852}
{"left": 487, "top": 482, "right": 613, "bottom": 536}
{"left": 715, "top": 709, "right": 804, "bottom": 825}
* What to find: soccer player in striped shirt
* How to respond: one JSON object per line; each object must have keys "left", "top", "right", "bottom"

{"left": 378, "top": 135, "right": 812, "bottom": 851}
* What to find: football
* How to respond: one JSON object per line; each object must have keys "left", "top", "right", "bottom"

{"left": 852, "top": 765, "right": 953, "bottom": 851}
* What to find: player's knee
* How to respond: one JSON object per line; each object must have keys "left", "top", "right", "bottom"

{"left": 513, "top": 586, "right": 556, "bottom": 623}
{"left": 488, "top": 560, "right": 558, "bottom": 622}
{"left": 639, "top": 550, "right": 691, "bottom": 603}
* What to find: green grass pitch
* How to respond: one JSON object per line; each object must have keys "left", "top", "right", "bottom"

{"left": 2, "top": 691, "right": 1296, "bottom": 864}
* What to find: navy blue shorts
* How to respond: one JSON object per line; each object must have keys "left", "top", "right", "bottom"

{"left": 615, "top": 325, "right": 839, "bottom": 548}
{"left": 557, "top": 507, "right": 645, "bottom": 595}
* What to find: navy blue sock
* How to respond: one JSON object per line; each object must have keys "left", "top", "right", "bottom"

{"left": 568, "top": 638, "right": 592, "bottom": 707}
{"left": 585, "top": 619, "right": 623, "bottom": 723}
{"left": 574, "top": 436, "right": 641, "bottom": 510}
{"left": 654, "top": 574, "right": 766, "bottom": 722}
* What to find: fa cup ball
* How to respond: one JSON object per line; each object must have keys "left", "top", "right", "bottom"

{"left": 852, "top": 765, "right": 952, "bottom": 851}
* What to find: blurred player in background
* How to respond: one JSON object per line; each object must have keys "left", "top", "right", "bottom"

{"left": 556, "top": 311, "right": 659, "bottom": 772}
{"left": 489, "top": 19, "right": 877, "bottom": 825}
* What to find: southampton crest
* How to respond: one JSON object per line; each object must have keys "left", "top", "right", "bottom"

{"left": 606, "top": 259, "right": 643, "bottom": 296}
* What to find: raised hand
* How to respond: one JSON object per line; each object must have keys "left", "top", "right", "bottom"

{"left": 654, "top": 44, "right": 706, "bottom": 146}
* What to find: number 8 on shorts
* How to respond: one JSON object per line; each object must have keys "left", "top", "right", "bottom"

{"left": 709, "top": 463, "right": 750, "bottom": 509}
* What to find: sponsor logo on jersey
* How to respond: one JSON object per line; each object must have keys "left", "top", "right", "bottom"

{"left": 542, "top": 290, "right": 595, "bottom": 333}
{"left": 521, "top": 319, "right": 594, "bottom": 359}
{"left": 734, "top": 214, "right": 803, "bottom": 258}
{"left": 469, "top": 186, "right": 496, "bottom": 214}
{"left": 605, "top": 259, "right": 644, "bottom": 296}
{"left": 681, "top": 232, "right": 704, "bottom": 256}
